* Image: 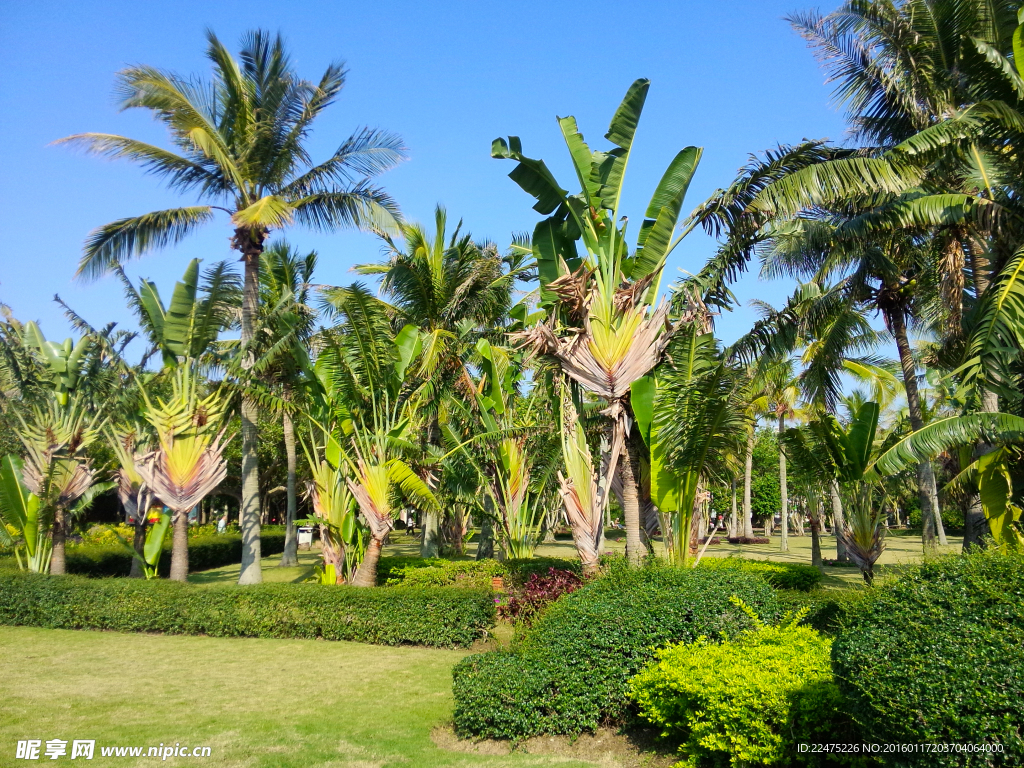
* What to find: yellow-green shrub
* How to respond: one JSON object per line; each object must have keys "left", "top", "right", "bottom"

{"left": 628, "top": 604, "right": 863, "bottom": 767}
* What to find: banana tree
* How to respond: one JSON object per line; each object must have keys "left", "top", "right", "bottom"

{"left": 109, "top": 424, "right": 154, "bottom": 578}
{"left": 557, "top": 385, "right": 603, "bottom": 577}
{"left": 498, "top": 78, "right": 702, "bottom": 564}
{"left": 343, "top": 397, "right": 439, "bottom": 587}
{"left": 115, "top": 258, "right": 239, "bottom": 370}
{"left": 452, "top": 338, "right": 544, "bottom": 559}
{"left": 135, "top": 365, "right": 232, "bottom": 582}
{"left": 16, "top": 399, "right": 103, "bottom": 574}
{"left": 309, "top": 306, "right": 434, "bottom": 586}
{"left": 23, "top": 322, "right": 92, "bottom": 407}
{"left": 300, "top": 421, "right": 365, "bottom": 584}
{"left": 0, "top": 455, "right": 49, "bottom": 573}
{"left": 112, "top": 508, "right": 171, "bottom": 580}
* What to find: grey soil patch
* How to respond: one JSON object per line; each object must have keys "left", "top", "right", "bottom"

{"left": 431, "top": 725, "right": 677, "bottom": 767}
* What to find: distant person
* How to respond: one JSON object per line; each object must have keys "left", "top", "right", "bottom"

{"left": 217, "top": 512, "right": 227, "bottom": 534}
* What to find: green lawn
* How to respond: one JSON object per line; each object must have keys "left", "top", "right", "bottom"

{"left": 0, "top": 626, "right": 615, "bottom": 767}
{"left": 191, "top": 527, "right": 960, "bottom": 589}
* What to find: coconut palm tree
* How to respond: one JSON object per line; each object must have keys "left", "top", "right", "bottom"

{"left": 497, "top": 79, "right": 702, "bottom": 565}
{"left": 59, "top": 30, "right": 405, "bottom": 584}
{"left": 253, "top": 242, "right": 319, "bottom": 566}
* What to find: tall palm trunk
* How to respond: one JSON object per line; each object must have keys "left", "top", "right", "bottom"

{"left": 620, "top": 437, "right": 644, "bottom": 566}
{"left": 237, "top": 231, "right": 264, "bottom": 585}
{"left": 888, "top": 308, "right": 941, "bottom": 552}
{"left": 49, "top": 507, "right": 66, "bottom": 575}
{"left": 778, "top": 413, "right": 789, "bottom": 552}
{"left": 351, "top": 536, "right": 383, "bottom": 587}
{"left": 420, "top": 418, "right": 441, "bottom": 558}
{"left": 729, "top": 478, "right": 737, "bottom": 537}
{"left": 964, "top": 244, "right": 994, "bottom": 549}
{"left": 809, "top": 509, "right": 823, "bottom": 570}
{"left": 929, "top": 465, "right": 948, "bottom": 546}
{"left": 169, "top": 511, "right": 189, "bottom": 582}
{"left": 279, "top": 396, "right": 299, "bottom": 567}
{"left": 420, "top": 512, "right": 441, "bottom": 557}
{"left": 742, "top": 432, "right": 755, "bottom": 538}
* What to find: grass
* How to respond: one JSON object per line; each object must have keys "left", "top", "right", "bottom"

{"left": 191, "top": 527, "right": 962, "bottom": 589}
{"left": 0, "top": 626, "right": 608, "bottom": 768}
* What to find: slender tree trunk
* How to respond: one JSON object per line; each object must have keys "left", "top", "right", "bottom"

{"left": 351, "top": 536, "right": 383, "bottom": 587}
{"left": 237, "top": 235, "right": 264, "bottom": 585}
{"left": 929, "top": 462, "right": 948, "bottom": 546}
{"left": 963, "top": 242, "right": 994, "bottom": 549}
{"left": 888, "top": 308, "right": 941, "bottom": 552}
{"left": 620, "top": 436, "right": 644, "bottom": 566}
{"left": 169, "top": 510, "right": 189, "bottom": 582}
{"left": 729, "top": 478, "right": 737, "bottom": 537}
{"left": 279, "top": 399, "right": 299, "bottom": 567}
{"left": 809, "top": 506, "right": 823, "bottom": 570}
{"left": 742, "top": 431, "right": 755, "bottom": 539}
{"left": 778, "top": 414, "right": 789, "bottom": 552}
{"left": 49, "top": 507, "right": 66, "bottom": 575}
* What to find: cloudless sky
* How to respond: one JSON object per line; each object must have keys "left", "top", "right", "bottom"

{"left": 0, "top": 0, "right": 847, "bottom": 358}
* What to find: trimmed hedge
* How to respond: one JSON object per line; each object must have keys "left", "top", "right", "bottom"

{"left": 64, "top": 532, "right": 287, "bottom": 577}
{"left": 380, "top": 556, "right": 581, "bottom": 588}
{"left": 0, "top": 572, "right": 494, "bottom": 648}
{"left": 452, "top": 562, "right": 779, "bottom": 739}
{"left": 832, "top": 550, "right": 1024, "bottom": 766}
{"left": 699, "top": 556, "right": 824, "bottom": 591}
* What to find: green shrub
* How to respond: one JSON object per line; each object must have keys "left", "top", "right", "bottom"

{"left": 0, "top": 572, "right": 494, "bottom": 648}
{"left": 775, "top": 588, "right": 870, "bottom": 635}
{"left": 629, "top": 607, "right": 864, "bottom": 767}
{"left": 452, "top": 562, "right": 779, "bottom": 739}
{"left": 698, "top": 557, "right": 823, "bottom": 591}
{"left": 832, "top": 550, "right": 1024, "bottom": 766}
{"left": 63, "top": 532, "right": 287, "bottom": 577}
{"left": 381, "top": 556, "right": 581, "bottom": 589}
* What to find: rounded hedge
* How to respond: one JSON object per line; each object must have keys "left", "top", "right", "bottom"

{"left": 452, "top": 562, "right": 780, "bottom": 739}
{"left": 831, "top": 550, "right": 1024, "bottom": 767}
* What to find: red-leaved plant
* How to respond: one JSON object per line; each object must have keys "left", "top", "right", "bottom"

{"left": 497, "top": 568, "right": 585, "bottom": 625}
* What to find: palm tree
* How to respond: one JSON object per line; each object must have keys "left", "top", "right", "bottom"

{"left": 755, "top": 357, "right": 799, "bottom": 551}
{"left": 136, "top": 365, "right": 232, "bottom": 582}
{"left": 354, "top": 206, "right": 527, "bottom": 556}
{"left": 253, "top": 242, "right": 318, "bottom": 566}
{"left": 59, "top": 30, "right": 405, "bottom": 584}
{"left": 17, "top": 399, "right": 103, "bottom": 574}
{"left": 498, "top": 79, "right": 702, "bottom": 565}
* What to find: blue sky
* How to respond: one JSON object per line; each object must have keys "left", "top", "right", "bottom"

{"left": 0, "top": 0, "right": 846, "bottom": 356}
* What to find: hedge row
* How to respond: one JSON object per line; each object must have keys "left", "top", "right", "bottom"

{"left": 452, "top": 562, "right": 780, "bottom": 738}
{"left": 379, "top": 556, "right": 581, "bottom": 588}
{"left": 0, "top": 573, "right": 494, "bottom": 648}
{"left": 832, "top": 550, "right": 1024, "bottom": 766}
{"left": 63, "top": 532, "right": 287, "bottom": 577}
{"left": 698, "top": 557, "right": 823, "bottom": 591}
